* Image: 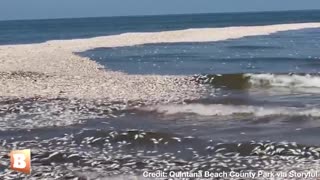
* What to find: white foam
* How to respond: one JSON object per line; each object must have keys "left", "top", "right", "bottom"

{"left": 245, "top": 74, "right": 320, "bottom": 88}
{"left": 142, "top": 104, "right": 320, "bottom": 117}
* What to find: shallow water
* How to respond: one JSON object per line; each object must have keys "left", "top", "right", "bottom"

{"left": 78, "top": 27, "right": 320, "bottom": 148}
{"left": 1, "top": 98, "right": 320, "bottom": 179}
{"left": 80, "top": 28, "right": 320, "bottom": 75}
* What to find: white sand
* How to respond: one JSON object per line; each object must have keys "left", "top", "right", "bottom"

{"left": 1, "top": 23, "right": 320, "bottom": 103}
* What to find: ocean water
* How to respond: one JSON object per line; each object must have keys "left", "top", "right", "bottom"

{"left": 1, "top": 10, "right": 320, "bottom": 45}
{"left": 81, "top": 28, "right": 320, "bottom": 75}
{"left": 78, "top": 22, "right": 320, "bottom": 144}
{"left": 2, "top": 10, "right": 320, "bottom": 179}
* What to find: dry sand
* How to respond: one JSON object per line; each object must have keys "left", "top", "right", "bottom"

{"left": 1, "top": 23, "right": 320, "bottom": 103}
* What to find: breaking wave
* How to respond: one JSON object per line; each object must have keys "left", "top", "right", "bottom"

{"left": 141, "top": 104, "right": 320, "bottom": 117}
{"left": 193, "top": 73, "right": 320, "bottom": 89}
{"left": 247, "top": 73, "right": 320, "bottom": 88}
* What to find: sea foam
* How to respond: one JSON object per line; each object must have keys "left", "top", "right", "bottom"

{"left": 194, "top": 73, "right": 320, "bottom": 89}
{"left": 246, "top": 73, "right": 320, "bottom": 88}
{"left": 142, "top": 104, "right": 320, "bottom": 117}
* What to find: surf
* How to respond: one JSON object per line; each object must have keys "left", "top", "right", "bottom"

{"left": 141, "top": 104, "right": 320, "bottom": 117}
{"left": 193, "top": 73, "right": 320, "bottom": 89}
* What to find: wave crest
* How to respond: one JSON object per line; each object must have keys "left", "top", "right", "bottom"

{"left": 141, "top": 104, "right": 320, "bottom": 117}
{"left": 193, "top": 73, "right": 320, "bottom": 89}
{"left": 246, "top": 73, "right": 320, "bottom": 88}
